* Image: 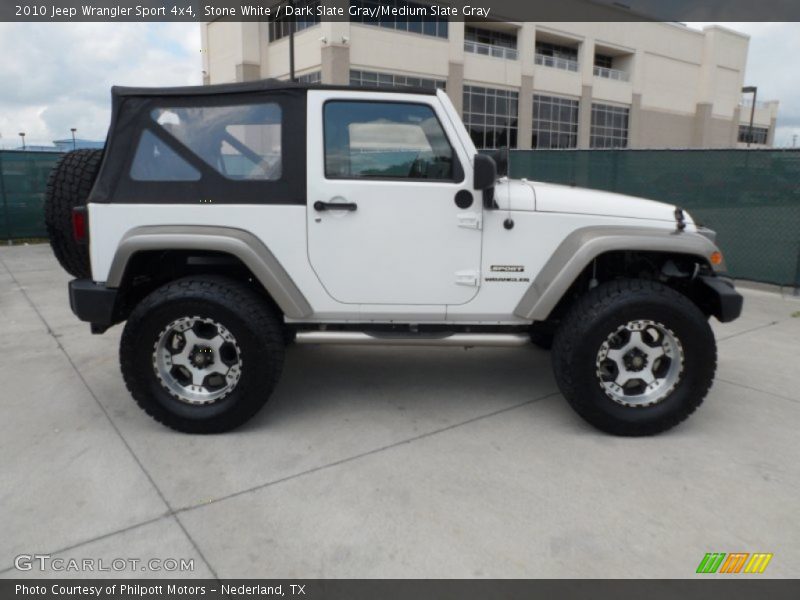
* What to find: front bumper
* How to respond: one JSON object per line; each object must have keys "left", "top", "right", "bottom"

{"left": 696, "top": 275, "right": 743, "bottom": 323}
{"left": 69, "top": 279, "right": 120, "bottom": 333}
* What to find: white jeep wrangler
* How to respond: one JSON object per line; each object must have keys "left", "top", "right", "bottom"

{"left": 45, "top": 80, "right": 742, "bottom": 435}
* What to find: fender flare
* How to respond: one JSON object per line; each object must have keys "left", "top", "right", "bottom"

{"left": 513, "top": 226, "right": 723, "bottom": 321}
{"left": 106, "top": 225, "right": 313, "bottom": 319}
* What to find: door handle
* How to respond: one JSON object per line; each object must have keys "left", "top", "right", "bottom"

{"left": 314, "top": 200, "right": 357, "bottom": 212}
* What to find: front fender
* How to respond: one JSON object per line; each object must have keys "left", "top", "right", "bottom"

{"left": 514, "top": 225, "right": 724, "bottom": 321}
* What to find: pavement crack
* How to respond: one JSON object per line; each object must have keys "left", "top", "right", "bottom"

{"left": 0, "top": 254, "right": 221, "bottom": 581}
{"left": 173, "top": 390, "right": 560, "bottom": 515}
{"left": 717, "top": 378, "right": 800, "bottom": 405}
{"left": 717, "top": 320, "right": 782, "bottom": 342}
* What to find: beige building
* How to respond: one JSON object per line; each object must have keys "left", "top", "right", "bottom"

{"left": 201, "top": 5, "right": 779, "bottom": 150}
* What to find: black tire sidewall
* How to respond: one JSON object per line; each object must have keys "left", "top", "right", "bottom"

{"left": 555, "top": 285, "right": 716, "bottom": 433}
{"left": 122, "top": 290, "right": 282, "bottom": 431}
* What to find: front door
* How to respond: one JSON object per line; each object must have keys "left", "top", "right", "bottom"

{"left": 306, "top": 91, "right": 482, "bottom": 306}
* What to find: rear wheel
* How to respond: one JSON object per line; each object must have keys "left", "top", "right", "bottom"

{"left": 552, "top": 279, "right": 716, "bottom": 436}
{"left": 44, "top": 149, "right": 103, "bottom": 278}
{"left": 120, "top": 276, "right": 285, "bottom": 433}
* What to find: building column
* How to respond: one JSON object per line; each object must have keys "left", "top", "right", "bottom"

{"left": 517, "top": 75, "right": 534, "bottom": 150}
{"left": 235, "top": 63, "right": 261, "bottom": 82}
{"left": 447, "top": 61, "right": 465, "bottom": 115}
{"left": 730, "top": 106, "right": 742, "bottom": 147}
{"left": 767, "top": 117, "right": 778, "bottom": 146}
{"left": 236, "top": 22, "right": 262, "bottom": 82}
{"left": 321, "top": 44, "right": 350, "bottom": 85}
{"left": 628, "top": 93, "right": 643, "bottom": 149}
{"left": 578, "top": 85, "right": 593, "bottom": 149}
{"left": 693, "top": 102, "right": 713, "bottom": 148}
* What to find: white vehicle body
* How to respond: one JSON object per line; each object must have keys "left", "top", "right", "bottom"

{"left": 86, "top": 88, "right": 709, "bottom": 327}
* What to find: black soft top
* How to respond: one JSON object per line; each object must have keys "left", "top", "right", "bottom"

{"left": 112, "top": 79, "right": 439, "bottom": 98}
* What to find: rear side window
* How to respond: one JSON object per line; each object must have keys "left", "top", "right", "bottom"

{"left": 131, "top": 103, "right": 283, "bottom": 182}
{"left": 130, "top": 130, "right": 201, "bottom": 181}
{"left": 324, "top": 101, "right": 457, "bottom": 181}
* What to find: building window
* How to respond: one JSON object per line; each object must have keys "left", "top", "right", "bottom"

{"left": 464, "top": 26, "right": 518, "bottom": 60}
{"left": 296, "top": 71, "right": 321, "bottom": 84}
{"left": 463, "top": 85, "right": 518, "bottom": 149}
{"left": 324, "top": 101, "right": 457, "bottom": 180}
{"left": 350, "top": 0, "right": 448, "bottom": 39}
{"left": 532, "top": 95, "right": 579, "bottom": 149}
{"left": 593, "top": 52, "right": 630, "bottom": 81}
{"left": 535, "top": 41, "right": 579, "bottom": 72}
{"left": 594, "top": 54, "right": 613, "bottom": 69}
{"left": 268, "top": 0, "right": 321, "bottom": 42}
{"left": 738, "top": 125, "right": 769, "bottom": 145}
{"left": 350, "top": 69, "right": 445, "bottom": 90}
{"left": 590, "top": 103, "right": 629, "bottom": 148}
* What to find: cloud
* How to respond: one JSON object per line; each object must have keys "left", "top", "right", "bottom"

{"left": 0, "top": 23, "right": 201, "bottom": 147}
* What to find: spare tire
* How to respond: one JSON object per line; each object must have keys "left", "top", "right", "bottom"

{"left": 44, "top": 149, "right": 103, "bottom": 278}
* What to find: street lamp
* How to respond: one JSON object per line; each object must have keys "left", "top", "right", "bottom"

{"left": 742, "top": 86, "right": 758, "bottom": 147}
{"left": 18, "top": 132, "right": 26, "bottom": 150}
{"left": 70, "top": 128, "right": 77, "bottom": 150}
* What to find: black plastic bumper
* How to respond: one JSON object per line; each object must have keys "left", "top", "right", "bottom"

{"left": 697, "top": 275, "right": 743, "bottom": 323}
{"left": 68, "top": 279, "right": 119, "bottom": 333}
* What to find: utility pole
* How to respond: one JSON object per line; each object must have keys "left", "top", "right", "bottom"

{"left": 288, "top": 0, "right": 296, "bottom": 82}
{"left": 18, "top": 132, "right": 26, "bottom": 150}
{"left": 71, "top": 128, "right": 77, "bottom": 150}
{"left": 742, "top": 86, "right": 757, "bottom": 147}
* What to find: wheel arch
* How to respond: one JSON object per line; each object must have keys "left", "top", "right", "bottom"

{"left": 106, "top": 225, "right": 312, "bottom": 319}
{"left": 514, "top": 225, "right": 725, "bottom": 322}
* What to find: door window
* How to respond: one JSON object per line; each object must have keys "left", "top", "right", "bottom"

{"left": 324, "top": 101, "right": 457, "bottom": 181}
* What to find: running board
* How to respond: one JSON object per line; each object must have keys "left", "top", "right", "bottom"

{"left": 294, "top": 331, "right": 531, "bottom": 347}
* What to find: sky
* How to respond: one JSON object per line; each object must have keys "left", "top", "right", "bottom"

{"left": 0, "top": 21, "right": 798, "bottom": 148}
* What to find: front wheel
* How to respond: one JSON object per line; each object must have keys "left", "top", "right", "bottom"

{"left": 120, "top": 276, "right": 285, "bottom": 433}
{"left": 551, "top": 279, "right": 716, "bottom": 436}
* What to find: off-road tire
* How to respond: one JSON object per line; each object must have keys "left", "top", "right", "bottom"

{"left": 44, "top": 149, "right": 103, "bottom": 278}
{"left": 120, "top": 276, "right": 285, "bottom": 433}
{"left": 529, "top": 326, "right": 554, "bottom": 350}
{"left": 551, "top": 279, "right": 716, "bottom": 436}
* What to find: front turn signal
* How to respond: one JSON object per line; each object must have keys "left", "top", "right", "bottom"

{"left": 710, "top": 251, "right": 723, "bottom": 266}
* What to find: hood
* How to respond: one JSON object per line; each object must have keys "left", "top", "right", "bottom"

{"left": 528, "top": 180, "right": 686, "bottom": 224}
{"left": 493, "top": 178, "right": 536, "bottom": 211}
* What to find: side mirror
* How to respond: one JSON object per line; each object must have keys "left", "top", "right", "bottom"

{"left": 473, "top": 153, "right": 497, "bottom": 192}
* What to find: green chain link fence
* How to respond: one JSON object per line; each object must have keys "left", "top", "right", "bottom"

{"left": 510, "top": 149, "right": 800, "bottom": 287}
{"left": 0, "top": 150, "right": 63, "bottom": 241}
{"left": 2, "top": 148, "right": 800, "bottom": 286}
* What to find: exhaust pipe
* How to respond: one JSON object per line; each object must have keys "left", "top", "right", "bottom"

{"left": 295, "top": 331, "right": 531, "bottom": 348}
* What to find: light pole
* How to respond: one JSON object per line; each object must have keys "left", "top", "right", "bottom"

{"left": 742, "top": 86, "right": 757, "bottom": 147}
{"left": 18, "top": 132, "right": 26, "bottom": 150}
{"left": 288, "top": 0, "right": 296, "bottom": 82}
{"left": 70, "top": 128, "right": 77, "bottom": 150}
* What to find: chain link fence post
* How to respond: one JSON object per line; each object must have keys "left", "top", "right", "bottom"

{"left": 0, "top": 152, "right": 12, "bottom": 245}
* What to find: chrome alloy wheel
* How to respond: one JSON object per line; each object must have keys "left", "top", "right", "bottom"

{"left": 595, "top": 320, "right": 684, "bottom": 407}
{"left": 152, "top": 316, "right": 242, "bottom": 405}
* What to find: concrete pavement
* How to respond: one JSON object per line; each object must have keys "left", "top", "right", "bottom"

{"left": 1, "top": 244, "right": 798, "bottom": 578}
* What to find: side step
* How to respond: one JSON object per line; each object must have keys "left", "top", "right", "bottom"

{"left": 294, "top": 331, "right": 531, "bottom": 348}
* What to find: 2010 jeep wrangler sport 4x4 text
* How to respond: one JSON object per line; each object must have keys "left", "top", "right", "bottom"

{"left": 45, "top": 80, "right": 743, "bottom": 435}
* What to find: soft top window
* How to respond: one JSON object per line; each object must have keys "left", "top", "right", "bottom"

{"left": 149, "top": 104, "right": 283, "bottom": 181}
